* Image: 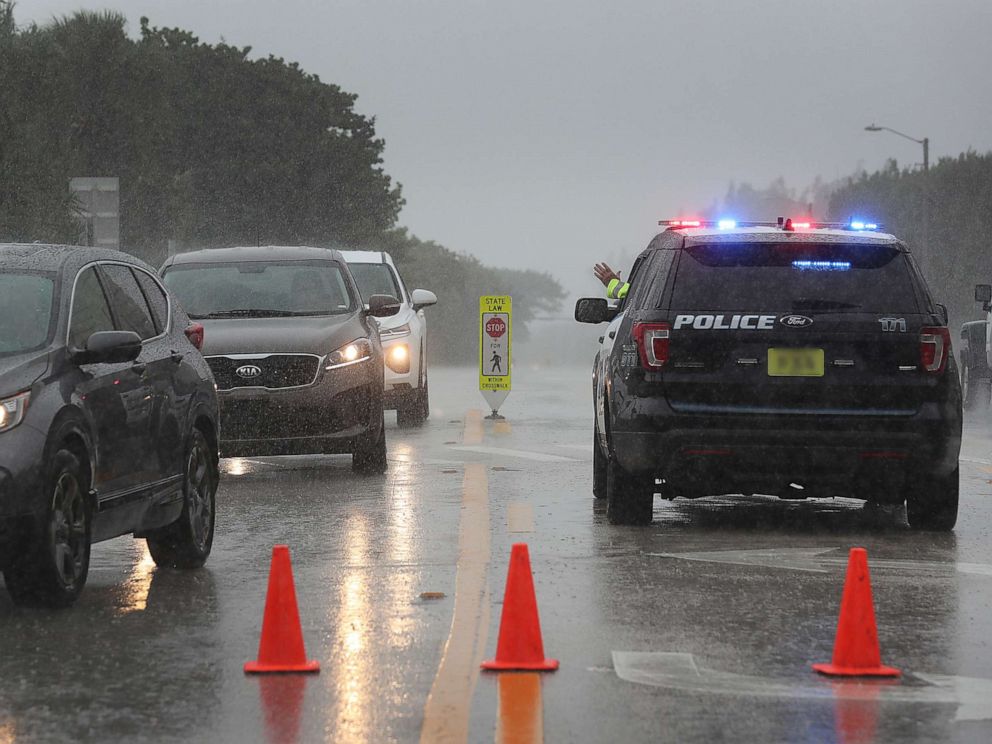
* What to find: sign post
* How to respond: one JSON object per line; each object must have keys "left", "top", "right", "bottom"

{"left": 479, "top": 295, "right": 511, "bottom": 419}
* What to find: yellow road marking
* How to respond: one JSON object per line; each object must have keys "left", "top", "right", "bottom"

{"left": 496, "top": 673, "right": 544, "bottom": 744}
{"left": 464, "top": 409, "right": 484, "bottom": 445}
{"left": 420, "top": 461, "right": 491, "bottom": 744}
{"left": 507, "top": 502, "right": 534, "bottom": 533}
{"left": 980, "top": 466, "right": 992, "bottom": 475}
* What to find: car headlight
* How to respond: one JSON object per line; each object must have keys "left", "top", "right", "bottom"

{"left": 380, "top": 323, "right": 411, "bottom": 341}
{"left": 325, "top": 338, "right": 374, "bottom": 370}
{"left": 0, "top": 391, "right": 30, "bottom": 433}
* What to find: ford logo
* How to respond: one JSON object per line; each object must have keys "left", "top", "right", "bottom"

{"left": 236, "top": 364, "right": 262, "bottom": 379}
{"left": 779, "top": 314, "right": 814, "bottom": 328}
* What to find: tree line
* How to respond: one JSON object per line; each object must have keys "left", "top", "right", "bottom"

{"left": 0, "top": 5, "right": 563, "bottom": 363}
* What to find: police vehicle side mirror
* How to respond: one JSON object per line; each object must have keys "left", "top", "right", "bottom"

{"left": 975, "top": 284, "right": 991, "bottom": 310}
{"left": 366, "top": 294, "right": 402, "bottom": 318}
{"left": 935, "top": 303, "right": 949, "bottom": 325}
{"left": 574, "top": 297, "right": 610, "bottom": 324}
{"left": 72, "top": 331, "right": 142, "bottom": 365}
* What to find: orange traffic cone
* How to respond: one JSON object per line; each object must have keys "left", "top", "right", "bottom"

{"left": 244, "top": 545, "right": 320, "bottom": 674}
{"left": 813, "top": 547, "right": 900, "bottom": 677}
{"left": 482, "top": 543, "right": 559, "bottom": 671}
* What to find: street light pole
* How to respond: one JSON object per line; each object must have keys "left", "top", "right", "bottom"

{"left": 865, "top": 123, "right": 929, "bottom": 172}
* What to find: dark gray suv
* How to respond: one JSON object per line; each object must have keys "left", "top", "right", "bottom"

{"left": 161, "top": 246, "right": 400, "bottom": 472}
{"left": 0, "top": 244, "right": 219, "bottom": 606}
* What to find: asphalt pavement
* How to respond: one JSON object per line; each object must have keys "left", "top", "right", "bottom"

{"left": 2, "top": 365, "right": 992, "bottom": 743}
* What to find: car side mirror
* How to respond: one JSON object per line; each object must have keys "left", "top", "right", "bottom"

{"left": 410, "top": 288, "right": 437, "bottom": 311}
{"left": 935, "top": 303, "right": 949, "bottom": 325}
{"left": 72, "top": 331, "right": 142, "bottom": 365}
{"left": 575, "top": 297, "right": 610, "bottom": 324}
{"left": 366, "top": 294, "right": 402, "bottom": 318}
{"left": 976, "top": 284, "right": 991, "bottom": 311}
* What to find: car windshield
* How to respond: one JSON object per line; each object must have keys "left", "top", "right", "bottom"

{"left": 0, "top": 272, "right": 57, "bottom": 356}
{"left": 669, "top": 243, "right": 920, "bottom": 313}
{"left": 162, "top": 260, "right": 354, "bottom": 318}
{"left": 348, "top": 262, "right": 401, "bottom": 302}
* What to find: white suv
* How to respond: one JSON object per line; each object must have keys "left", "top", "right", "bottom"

{"left": 340, "top": 251, "right": 437, "bottom": 427}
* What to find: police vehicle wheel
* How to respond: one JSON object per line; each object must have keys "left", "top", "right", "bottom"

{"left": 906, "top": 467, "right": 958, "bottom": 531}
{"left": 593, "top": 427, "right": 607, "bottom": 499}
{"left": 147, "top": 428, "right": 217, "bottom": 569}
{"left": 353, "top": 412, "right": 388, "bottom": 474}
{"left": 3, "top": 449, "right": 92, "bottom": 607}
{"left": 605, "top": 453, "right": 654, "bottom": 525}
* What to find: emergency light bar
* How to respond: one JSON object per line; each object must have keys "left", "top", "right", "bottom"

{"left": 658, "top": 217, "right": 883, "bottom": 232}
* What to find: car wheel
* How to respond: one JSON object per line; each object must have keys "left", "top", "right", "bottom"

{"left": 605, "top": 450, "right": 654, "bottom": 525}
{"left": 593, "top": 426, "right": 607, "bottom": 499}
{"left": 353, "top": 412, "right": 388, "bottom": 474}
{"left": 3, "top": 449, "right": 92, "bottom": 607}
{"left": 146, "top": 428, "right": 217, "bottom": 568}
{"left": 906, "top": 467, "right": 958, "bottom": 531}
{"left": 397, "top": 375, "right": 429, "bottom": 428}
{"left": 962, "top": 362, "right": 990, "bottom": 411}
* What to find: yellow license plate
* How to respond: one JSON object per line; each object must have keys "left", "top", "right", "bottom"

{"left": 767, "top": 348, "right": 824, "bottom": 377}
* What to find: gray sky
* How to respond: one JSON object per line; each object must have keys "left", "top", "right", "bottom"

{"left": 16, "top": 0, "right": 992, "bottom": 299}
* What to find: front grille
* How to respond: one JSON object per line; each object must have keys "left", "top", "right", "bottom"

{"left": 220, "top": 385, "right": 373, "bottom": 439}
{"left": 207, "top": 354, "right": 320, "bottom": 390}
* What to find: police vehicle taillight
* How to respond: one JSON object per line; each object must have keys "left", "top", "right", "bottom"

{"left": 920, "top": 327, "right": 950, "bottom": 374}
{"left": 633, "top": 322, "right": 670, "bottom": 369}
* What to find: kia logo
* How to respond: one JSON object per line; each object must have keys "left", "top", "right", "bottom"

{"left": 779, "top": 314, "right": 814, "bottom": 328}
{"left": 236, "top": 364, "right": 262, "bottom": 379}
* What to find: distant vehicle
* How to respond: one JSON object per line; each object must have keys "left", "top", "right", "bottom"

{"left": 958, "top": 284, "right": 992, "bottom": 410}
{"left": 576, "top": 219, "right": 962, "bottom": 530}
{"left": 161, "top": 246, "right": 400, "bottom": 471}
{"left": 0, "top": 244, "right": 219, "bottom": 607}
{"left": 341, "top": 250, "right": 437, "bottom": 427}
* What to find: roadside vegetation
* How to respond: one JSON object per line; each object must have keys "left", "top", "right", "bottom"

{"left": 0, "top": 4, "right": 563, "bottom": 363}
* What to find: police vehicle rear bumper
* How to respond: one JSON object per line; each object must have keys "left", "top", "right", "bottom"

{"left": 611, "top": 400, "right": 960, "bottom": 498}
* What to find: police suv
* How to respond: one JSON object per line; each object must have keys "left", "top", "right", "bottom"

{"left": 576, "top": 218, "right": 962, "bottom": 529}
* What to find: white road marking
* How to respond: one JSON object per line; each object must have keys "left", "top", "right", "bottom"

{"left": 449, "top": 445, "right": 578, "bottom": 462}
{"left": 649, "top": 547, "right": 992, "bottom": 578}
{"left": 612, "top": 652, "right": 992, "bottom": 721}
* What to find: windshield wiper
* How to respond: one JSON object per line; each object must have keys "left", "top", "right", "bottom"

{"left": 192, "top": 309, "right": 299, "bottom": 319}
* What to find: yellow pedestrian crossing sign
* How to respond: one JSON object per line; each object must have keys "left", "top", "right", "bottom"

{"left": 479, "top": 295, "right": 511, "bottom": 414}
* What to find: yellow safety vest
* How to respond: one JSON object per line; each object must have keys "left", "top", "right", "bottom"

{"left": 606, "top": 278, "right": 630, "bottom": 300}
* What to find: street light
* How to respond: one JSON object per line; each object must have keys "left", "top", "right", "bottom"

{"left": 865, "top": 123, "right": 929, "bottom": 172}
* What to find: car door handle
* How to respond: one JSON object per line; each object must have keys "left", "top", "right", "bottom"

{"left": 598, "top": 336, "right": 604, "bottom": 343}
{"left": 608, "top": 331, "right": 616, "bottom": 339}
{"left": 170, "top": 351, "right": 184, "bottom": 365}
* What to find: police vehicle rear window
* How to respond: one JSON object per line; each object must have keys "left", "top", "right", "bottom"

{"left": 669, "top": 243, "right": 920, "bottom": 313}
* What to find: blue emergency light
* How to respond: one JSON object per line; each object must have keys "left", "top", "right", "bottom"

{"left": 792, "top": 260, "right": 852, "bottom": 271}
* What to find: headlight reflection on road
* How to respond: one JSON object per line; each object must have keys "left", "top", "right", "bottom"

{"left": 119, "top": 542, "right": 156, "bottom": 614}
{"left": 328, "top": 513, "right": 371, "bottom": 741}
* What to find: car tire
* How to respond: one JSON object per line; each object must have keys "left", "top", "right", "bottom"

{"left": 397, "top": 373, "right": 430, "bottom": 428}
{"left": 906, "top": 467, "right": 959, "bottom": 531}
{"left": 353, "top": 412, "right": 388, "bottom": 474}
{"left": 3, "top": 448, "right": 92, "bottom": 607}
{"left": 593, "top": 426, "right": 607, "bottom": 499}
{"left": 961, "top": 362, "right": 990, "bottom": 410}
{"left": 147, "top": 428, "right": 218, "bottom": 569}
{"left": 605, "top": 450, "right": 654, "bottom": 525}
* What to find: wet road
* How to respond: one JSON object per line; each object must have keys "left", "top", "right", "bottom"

{"left": 2, "top": 366, "right": 992, "bottom": 743}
